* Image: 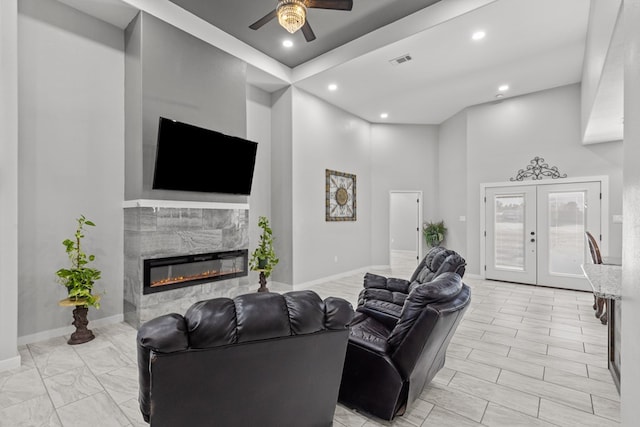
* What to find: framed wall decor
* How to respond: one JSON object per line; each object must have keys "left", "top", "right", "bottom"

{"left": 326, "top": 169, "right": 356, "bottom": 221}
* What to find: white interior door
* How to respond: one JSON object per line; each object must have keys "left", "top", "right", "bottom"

{"left": 389, "top": 191, "right": 422, "bottom": 268}
{"left": 485, "top": 186, "right": 537, "bottom": 284}
{"left": 485, "top": 181, "right": 601, "bottom": 291}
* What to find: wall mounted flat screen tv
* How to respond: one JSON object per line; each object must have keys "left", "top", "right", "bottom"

{"left": 152, "top": 117, "right": 258, "bottom": 195}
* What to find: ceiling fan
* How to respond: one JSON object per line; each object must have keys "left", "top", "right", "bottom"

{"left": 249, "top": 0, "right": 354, "bottom": 42}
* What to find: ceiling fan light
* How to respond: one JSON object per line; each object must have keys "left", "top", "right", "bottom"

{"left": 277, "top": 0, "right": 307, "bottom": 34}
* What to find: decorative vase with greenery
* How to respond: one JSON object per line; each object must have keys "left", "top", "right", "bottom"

{"left": 56, "top": 214, "right": 102, "bottom": 344}
{"left": 423, "top": 220, "right": 447, "bottom": 247}
{"left": 249, "top": 216, "right": 279, "bottom": 292}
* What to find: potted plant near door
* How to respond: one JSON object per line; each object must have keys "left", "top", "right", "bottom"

{"left": 55, "top": 215, "right": 102, "bottom": 344}
{"left": 423, "top": 220, "right": 447, "bottom": 248}
{"left": 249, "top": 216, "right": 279, "bottom": 292}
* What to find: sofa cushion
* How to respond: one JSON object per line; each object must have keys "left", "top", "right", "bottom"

{"left": 348, "top": 313, "right": 391, "bottom": 354}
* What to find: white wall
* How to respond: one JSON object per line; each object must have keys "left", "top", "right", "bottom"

{"left": 246, "top": 84, "right": 272, "bottom": 285}
{"left": 371, "top": 124, "right": 439, "bottom": 265}
{"left": 438, "top": 110, "right": 468, "bottom": 257}
{"left": 463, "top": 84, "right": 623, "bottom": 275}
{"left": 581, "top": 0, "right": 622, "bottom": 139}
{"left": 0, "top": 0, "right": 20, "bottom": 370}
{"left": 270, "top": 87, "right": 294, "bottom": 284}
{"left": 18, "top": 0, "right": 125, "bottom": 337}
{"left": 291, "top": 88, "right": 372, "bottom": 284}
{"left": 622, "top": 0, "right": 640, "bottom": 422}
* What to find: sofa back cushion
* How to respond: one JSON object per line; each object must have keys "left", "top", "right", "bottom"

{"left": 387, "top": 272, "right": 463, "bottom": 350}
{"left": 180, "top": 290, "right": 350, "bottom": 349}
{"left": 410, "top": 247, "right": 467, "bottom": 284}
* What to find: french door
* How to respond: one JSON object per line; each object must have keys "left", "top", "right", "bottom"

{"left": 485, "top": 181, "right": 601, "bottom": 291}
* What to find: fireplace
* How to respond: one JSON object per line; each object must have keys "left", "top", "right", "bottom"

{"left": 143, "top": 249, "right": 248, "bottom": 295}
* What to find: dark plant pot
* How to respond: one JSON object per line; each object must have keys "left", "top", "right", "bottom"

{"left": 68, "top": 306, "right": 95, "bottom": 345}
{"left": 258, "top": 258, "right": 268, "bottom": 269}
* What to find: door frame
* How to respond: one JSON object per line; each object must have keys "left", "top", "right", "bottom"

{"left": 389, "top": 190, "right": 423, "bottom": 266}
{"left": 479, "top": 175, "right": 610, "bottom": 280}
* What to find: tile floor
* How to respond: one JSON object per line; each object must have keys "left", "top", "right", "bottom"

{"left": 0, "top": 263, "right": 620, "bottom": 426}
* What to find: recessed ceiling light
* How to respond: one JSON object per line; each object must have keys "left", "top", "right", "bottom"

{"left": 472, "top": 31, "right": 486, "bottom": 41}
{"left": 498, "top": 84, "right": 509, "bottom": 92}
{"left": 380, "top": 113, "right": 389, "bottom": 119}
{"left": 328, "top": 83, "right": 338, "bottom": 91}
{"left": 282, "top": 40, "right": 293, "bottom": 48}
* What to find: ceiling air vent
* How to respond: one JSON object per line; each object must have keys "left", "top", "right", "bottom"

{"left": 389, "top": 54, "right": 412, "bottom": 65}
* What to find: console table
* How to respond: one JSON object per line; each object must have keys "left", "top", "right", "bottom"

{"left": 581, "top": 263, "right": 621, "bottom": 392}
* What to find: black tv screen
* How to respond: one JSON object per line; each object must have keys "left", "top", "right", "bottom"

{"left": 152, "top": 117, "right": 258, "bottom": 195}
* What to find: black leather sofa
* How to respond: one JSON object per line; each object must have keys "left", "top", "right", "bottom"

{"left": 338, "top": 270, "right": 471, "bottom": 421}
{"left": 356, "top": 246, "right": 467, "bottom": 327}
{"left": 137, "top": 290, "right": 354, "bottom": 427}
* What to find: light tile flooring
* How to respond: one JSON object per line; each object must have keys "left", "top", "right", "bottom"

{"left": 0, "top": 263, "right": 620, "bottom": 426}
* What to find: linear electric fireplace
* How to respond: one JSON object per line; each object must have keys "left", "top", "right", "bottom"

{"left": 143, "top": 249, "right": 248, "bottom": 295}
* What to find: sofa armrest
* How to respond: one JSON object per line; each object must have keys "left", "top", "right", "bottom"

{"left": 324, "top": 296, "right": 355, "bottom": 329}
{"left": 137, "top": 313, "right": 189, "bottom": 422}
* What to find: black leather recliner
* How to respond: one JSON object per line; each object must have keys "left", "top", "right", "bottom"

{"left": 357, "top": 246, "right": 467, "bottom": 327}
{"left": 338, "top": 271, "right": 471, "bottom": 421}
{"left": 137, "top": 290, "right": 354, "bottom": 427}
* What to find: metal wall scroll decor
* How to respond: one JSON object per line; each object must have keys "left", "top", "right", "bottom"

{"left": 326, "top": 169, "right": 356, "bottom": 221}
{"left": 509, "top": 156, "right": 568, "bottom": 181}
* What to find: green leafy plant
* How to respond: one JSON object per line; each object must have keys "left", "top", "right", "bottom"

{"left": 55, "top": 215, "right": 101, "bottom": 308}
{"left": 423, "top": 220, "right": 447, "bottom": 247}
{"left": 249, "top": 216, "right": 279, "bottom": 279}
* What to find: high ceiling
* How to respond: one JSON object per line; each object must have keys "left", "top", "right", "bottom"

{"left": 167, "top": 0, "right": 442, "bottom": 68}
{"left": 57, "top": 0, "right": 592, "bottom": 125}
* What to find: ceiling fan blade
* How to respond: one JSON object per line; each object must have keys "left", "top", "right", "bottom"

{"left": 249, "top": 9, "right": 277, "bottom": 30}
{"left": 301, "top": 20, "right": 316, "bottom": 42}
{"left": 306, "top": 0, "right": 353, "bottom": 11}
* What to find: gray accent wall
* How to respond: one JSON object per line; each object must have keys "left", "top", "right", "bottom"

{"left": 125, "top": 12, "right": 248, "bottom": 203}
{"left": 17, "top": 0, "right": 125, "bottom": 337}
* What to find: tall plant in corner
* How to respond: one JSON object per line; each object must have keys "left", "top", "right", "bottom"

{"left": 56, "top": 215, "right": 101, "bottom": 344}
{"left": 56, "top": 215, "right": 102, "bottom": 308}
{"left": 250, "top": 216, "right": 279, "bottom": 292}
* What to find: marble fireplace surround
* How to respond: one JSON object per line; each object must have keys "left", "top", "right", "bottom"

{"left": 123, "top": 199, "right": 252, "bottom": 328}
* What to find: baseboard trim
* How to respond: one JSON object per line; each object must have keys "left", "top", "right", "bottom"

{"left": 18, "top": 313, "right": 124, "bottom": 346}
{"left": 0, "top": 355, "right": 21, "bottom": 372}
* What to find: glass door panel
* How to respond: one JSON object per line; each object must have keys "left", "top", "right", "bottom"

{"left": 485, "top": 186, "right": 537, "bottom": 285}
{"left": 537, "top": 182, "right": 600, "bottom": 290}
{"left": 547, "top": 191, "right": 586, "bottom": 276}
{"left": 494, "top": 195, "right": 525, "bottom": 270}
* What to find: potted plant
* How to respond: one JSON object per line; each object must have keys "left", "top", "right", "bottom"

{"left": 249, "top": 216, "right": 279, "bottom": 292}
{"left": 423, "top": 220, "right": 447, "bottom": 247}
{"left": 56, "top": 214, "right": 102, "bottom": 344}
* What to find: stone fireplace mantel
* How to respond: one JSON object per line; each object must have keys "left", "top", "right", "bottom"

{"left": 122, "top": 199, "right": 249, "bottom": 210}
{"left": 123, "top": 200, "right": 251, "bottom": 328}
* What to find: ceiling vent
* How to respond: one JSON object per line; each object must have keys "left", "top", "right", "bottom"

{"left": 389, "top": 54, "right": 412, "bottom": 65}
